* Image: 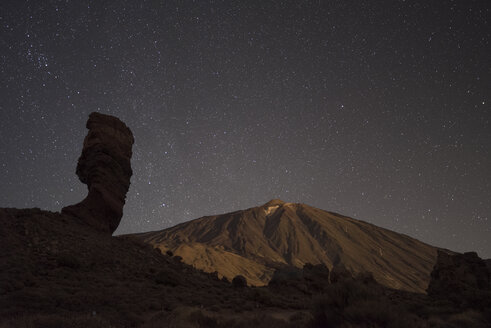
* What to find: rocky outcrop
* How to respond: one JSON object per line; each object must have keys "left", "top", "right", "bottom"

{"left": 62, "top": 112, "right": 134, "bottom": 234}
{"left": 427, "top": 250, "right": 491, "bottom": 297}
{"left": 486, "top": 259, "right": 491, "bottom": 273}
{"left": 303, "top": 263, "right": 330, "bottom": 282}
{"left": 330, "top": 263, "right": 353, "bottom": 284}
{"left": 269, "top": 266, "right": 303, "bottom": 285}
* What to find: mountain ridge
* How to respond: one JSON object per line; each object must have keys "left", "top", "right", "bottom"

{"left": 132, "top": 199, "right": 440, "bottom": 293}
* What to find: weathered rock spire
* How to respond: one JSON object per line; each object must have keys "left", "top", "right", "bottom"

{"left": 62, "top": 112, "right": 134, "bottom": 234}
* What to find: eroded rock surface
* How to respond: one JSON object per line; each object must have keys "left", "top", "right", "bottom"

{"left": 427, "top": 250, "right": 491, "bottom": 297}
{"left": 62, "top": 112, "right": 134, "bottom": 234}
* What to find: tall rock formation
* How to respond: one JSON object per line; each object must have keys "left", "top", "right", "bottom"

{"left": 62, "top": 112, "right": 134, "bottom": 234}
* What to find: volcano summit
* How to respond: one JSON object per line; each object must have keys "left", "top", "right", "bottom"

{"left": 133, "top": 199, "right": 439, "bottom": 293}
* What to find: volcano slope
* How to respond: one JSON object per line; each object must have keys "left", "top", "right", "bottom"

{"left": 3, "top": 204, "right": 490, "bottom": 328}
{"left": 134, "top": 199, "right": 439, "bottom": 293}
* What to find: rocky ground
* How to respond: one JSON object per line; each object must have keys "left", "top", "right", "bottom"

{"left": 1, "top": 207, "right": 490, "bottom": 327}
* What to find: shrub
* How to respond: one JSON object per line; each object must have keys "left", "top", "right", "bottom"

{"left": 290, "top": 311, "right": 308, "bottom": 322}
{"left": 309, "top": 279, "right": 418, "bottom": 328}
{"left": 232, "top": 275, "right": 247, "bottom": 288}
{"left": 231, "top": 313, "right": 296, "bottom": 328}
{"left": 56, "top": 254, "right": 81, "bottom": 269}
{"left": 447, "top": 310, "right": 488, "bottom": 328}
{"left": 146, "top": 300, "right": 161, "bottom": 311}
{"left": 269, "top": 267, "right": 302, "bottom": 286}
{"left": 252, "top": 289, "right": 274, "bottom": 306}
{"left": 154, "top": 270, "right": 179, "bottom": 286}
{"left": 209, "top": 271, "right": 220, "bottom": 281}
{"left": 189, "top": 310, "right": 218, "bottom": 327}
{"left": 209, "top": 305, "right": 220, "bottom": 312}
{"left": 0, "top": 314, "right": 111, "bottom": 328}
{"left": 344, "top": 299, "right": 420, "bottom": 328}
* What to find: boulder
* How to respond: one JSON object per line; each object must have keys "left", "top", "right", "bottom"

{"left": 62, "top": 112, "right": 134, "bottom": 234}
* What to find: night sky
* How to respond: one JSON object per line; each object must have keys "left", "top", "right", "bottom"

{"left": 1, "top": 1, "right": 490, "bottom": 258}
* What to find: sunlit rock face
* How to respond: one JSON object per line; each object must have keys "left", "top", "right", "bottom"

{"left": 62, "top": 112, "right": 134, "bottom": 234}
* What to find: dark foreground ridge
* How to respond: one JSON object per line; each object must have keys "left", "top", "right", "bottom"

{"left": 62, "top": 112, "right": 134, "bottom": 234}
{"left": 1, "top": 113, "right": 490, "bottom": 327}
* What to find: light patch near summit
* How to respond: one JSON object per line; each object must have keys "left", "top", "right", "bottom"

{"left": 264, "top": 205, "right": 279, "bottom": 215}
{"left": 136, "top": 199, "right": 439, "bottom": 292}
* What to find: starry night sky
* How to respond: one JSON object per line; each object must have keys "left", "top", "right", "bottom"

{"left": 1, "top": 1, "right": 490, "bottom": 257}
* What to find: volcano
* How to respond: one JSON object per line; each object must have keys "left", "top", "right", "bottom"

{"left": 132, "top": 199, "right": 439, "bottom": 293}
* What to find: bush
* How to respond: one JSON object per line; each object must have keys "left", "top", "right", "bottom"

{"left": 189, "top": 310, "right": 218, "bottom": 327}
{"left": 252, "top": 289, "right": 274, "bottom": 306}
{"left": 231, "top": 313, "right": 296, "bottom": 328}
{"left": 269, "top": 267, "right": 302, "bottom": 286}
{"left": 154, "top": 270, "right": 179, "bottom": 286}
{"left": 0, "top": 314, "right": 111, "bottom": 328}
{"left": 56, "top": 254, "right": 81, "bottom": 269}
{"left": 344, "top": 299, "right": 419, "bottom": 328}
{"left": 309, "top": 279, "right": 418, "bottom": 328}
{"left": 232, "top": 275, "right": 247, "bottom": 288}
{"left": 447, "top": 310, "right": 488, "bottom": 328}
{"left": 290, "top": 311, "right": 308, "bottom": 322}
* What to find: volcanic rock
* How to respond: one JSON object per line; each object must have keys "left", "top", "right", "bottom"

{"left": 269, "top": 266, "right": 303, "bottom": 286}
{"left": 486, "top": 259, "right": 491, "bottom": 273}
{"left": 62, "top": 112, "right": 134, "bottom": 234}
{"left": 303, "top": 263, "right": 330, "bottom": 282}
{"left": 427, "top": 250, "right": 491, "bottom": 297}
{"left": 329, "top": 263, "right": 353, "bottom": 284}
